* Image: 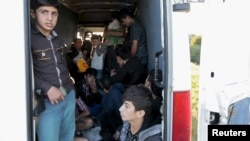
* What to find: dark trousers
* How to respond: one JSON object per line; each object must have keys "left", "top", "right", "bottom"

{"left": 99, "top": 83, "right": 124, "bottom": 138}
{"left": 105, "top": 45, "right": 118, "bottom": 71}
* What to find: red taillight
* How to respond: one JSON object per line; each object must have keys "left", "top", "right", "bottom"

{"left": 173, "top": 90, "right": 192, "bottom": 141}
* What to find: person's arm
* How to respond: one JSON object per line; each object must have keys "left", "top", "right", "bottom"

{"left": 109, "top": 66, "right": 128, "bottom": 84}
{"left": 106, "top": 29, "right": 125, "bottom": 37}
{"left": 35, "top": 76, "right": 64, "bottom": 104}
{"left": 76, "top": 110, "right": 90, "bottom": 120}
{"left": 34, "top": 75, "right": 52, "bottom": 96}
{"left": 88, "top": 80, "right": 102, "bottom": 104}
{"left": 113, "top": 124, "right": 123, "bottom": 140}
{"left": 130, "top": 40, "right": 138, "bottom": 57}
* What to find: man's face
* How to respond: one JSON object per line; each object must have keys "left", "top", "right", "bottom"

{"left": 74, "top": 39, "right": 83, "bottom": 50}
{"left": 91, "top": 39, "right": 100, "bottom": 47}
{"left": 85, "top": 74, "right": 96, "bottom": 85}
{"left": 31, "top": 6, "right": 58, "bottom": 36}
{"left": 119, "top": 100, "right": 138, "bottom": 121}
{"left": 121, "top": 16, "right": 130, "bottom": 27}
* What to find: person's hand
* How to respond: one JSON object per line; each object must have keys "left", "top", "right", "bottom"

{"left": 89, "top": 80, "right": 97, "bottom": 93}
{"left": 103, "top": 31, "right": 108, "bottom": 37}
{"left": 110, "top": 69, "right": 116, "bottom": 76}
{"left": 47, "top": 86, "right": 65, "bottom": 104}
{"left": 113, "top": 131, "right": 120, "bottom": 140}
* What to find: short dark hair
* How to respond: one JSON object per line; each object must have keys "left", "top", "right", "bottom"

{"left": 73, "top": 38, "right": 83, "bottom": 42}
{"left": 84, "top": 68, "right": 97, "bottom": 76}
{"left": 100, "top": 76, "right": 111, "bottom": 90}
{"left": 122, "top": 85, "right": 153, "bottom": 117}
{"left": 111, "top": 11, "right": 119, "bottom": 19}
{"left": 91, "top": 34, "right": 102, "bottom": 41}
{"left": 30, "top": 0, "right": 60, "bottom": 10}
{"left": 119, "top": 8, "right": 134, "bottom": 20}
{"left": 115, "top": 44, "right": 130, "bottom": 60}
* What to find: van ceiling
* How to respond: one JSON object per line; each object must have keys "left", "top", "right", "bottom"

{"left": 59, "top": 0, "right": 137, "bottom": 27}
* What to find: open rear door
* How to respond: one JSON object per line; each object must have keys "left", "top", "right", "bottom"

{"left": 198, "top": 1, "right": 250, "bottom": 141}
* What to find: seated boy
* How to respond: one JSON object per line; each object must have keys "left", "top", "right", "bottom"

{"left": 98, "top": 77, "right": 125, "bottom": 140}
{"left": 75, "top": 68, "right": 103, "bottom": 117}
{"left": 117, "top": 85, "right": 162, "bottom": 141}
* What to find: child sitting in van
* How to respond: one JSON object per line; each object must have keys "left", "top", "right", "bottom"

{"left": 117, "top": 85, "right": 162, "bottom": 141}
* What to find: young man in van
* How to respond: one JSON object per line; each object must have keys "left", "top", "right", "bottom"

{"left": 109, "top": 44, "right": 147, "bottom": 87}
{"left": 30, "top": 0, "right": 75, "bottom": 140}
{"left": 118, "top": 85, "right": 162, "bottom": 141}
{"left": 119, "top": 8, "right": 148, "bottom": 70}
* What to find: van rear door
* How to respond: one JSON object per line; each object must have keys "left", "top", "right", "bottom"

{"left": 0, "top": 0, "right": 33, "bottom": 141}
{"left": 198, "top": 1, "right": 250, "bottom": 141}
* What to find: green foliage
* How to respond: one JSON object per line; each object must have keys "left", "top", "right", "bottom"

{"left": 191, "top": 62, "right": 199, "bottom": 141}
{"left": 190, "top": 35, "right": 201, "bottom": 65}
{"left": 190, "top": 45, "right": 200, "bottom": 65}
{"left": 190, "top": 35, "right": 202, "bottom": 46}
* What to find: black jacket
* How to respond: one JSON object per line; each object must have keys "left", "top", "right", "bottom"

{"left": 110, "top": 57, "right": 147, "bottom": 87}
{"left": 31, "top": 25, "right": 74, "bottom": 95}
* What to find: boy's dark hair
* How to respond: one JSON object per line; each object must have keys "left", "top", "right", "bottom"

{"left": 30, "top": 0, "right": 60, "bottom": 10}
{"left": 100, "top": 76, "right": 111, "bottom": 90}
{"left": 115, "top": 44, "right": 130, "bottom": 60}
{"left": 122, "top": 85, "right": 153, "bottom": 117}
{"left": 148, "top": 69, "right": 163, "bottom": 99}
{"left": 91, "top": 34, "right": 102, "bottom": 41}
{"left": 118, "top": 8, "right": 134, "bottom": 20}
{"left": 73, "top": 38, "right": 83, "bottom": 43}
{"left": 111, "top": 11, "right": 119, "bottom": 19}
{"left": 84, "top": 68, "right": 97, "bottom": 76}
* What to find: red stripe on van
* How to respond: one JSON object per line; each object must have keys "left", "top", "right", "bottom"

{"left": 173, "top": 90, "right": 192, "bottom": 141}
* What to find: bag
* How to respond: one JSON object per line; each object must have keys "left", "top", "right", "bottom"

{"left": 33, "top": 89, "right": 46, "bottom": 117}
{"left": 77, "top": 58, "right": 89, "bottom": 73}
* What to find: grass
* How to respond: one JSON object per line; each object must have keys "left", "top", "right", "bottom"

{"left": 191, "top": 63, "right": 199, "bottom": 141}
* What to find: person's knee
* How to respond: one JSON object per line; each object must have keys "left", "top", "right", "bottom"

{"left": 76, "top": 117, "right": 94, "bottom": 131}
{"left": 74, "top": 137, "right": 89, "bottom": 141}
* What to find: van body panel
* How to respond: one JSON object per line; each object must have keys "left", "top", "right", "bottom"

{"left": 0, "top": 1, "right": 31, "bottom": 141}
{"left": 137, "top": 0, "right": 163, "bottom": 71}
{"left": 198, "top": 1, "right": 250, "bottom": 141}
{"left": 161, "top": 1, "right": 193, "bottom": 140}
{"left": 170, "top": 5, "right": 192, "bottom": 141}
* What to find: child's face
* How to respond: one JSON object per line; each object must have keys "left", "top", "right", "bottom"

{"left": 120, "top": 16, "right": 130, "bottom": 27}
{"left": 119, "top": 100, "right": 139, "bottom": 122}
{"left": 85, "top": 74, "right": 96, "bottom": 85}
{"left": 91, "top": 39, "right": 100, "bottom": 47}
{"left": 74, "top": 39, "right": 83, "bottom": 50}
{"left": 31, "top": 6, "right": 59, "bottom": 36}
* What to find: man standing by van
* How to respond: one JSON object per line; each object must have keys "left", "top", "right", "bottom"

{"left": 119, "top": 8, "right": 148, "bottom": 70}
{"left": 30, "top": 0, "right": 76, "bottom": 141}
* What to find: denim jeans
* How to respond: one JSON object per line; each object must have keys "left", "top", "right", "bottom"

{"left": 36, "top": 89, "right": 76, "bottom": 141}
{"left": 228, "top": 97, "right": 250, "bottom": 124}
{"left": 89, "top": 103, "right": 103, "bottom": 116}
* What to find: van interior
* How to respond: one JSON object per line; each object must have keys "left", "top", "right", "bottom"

{"left": 57, "top": 0, "right": 137, "bottom": 42}
{"left": 55, "top": 0, "right": 168, "bottom": 71}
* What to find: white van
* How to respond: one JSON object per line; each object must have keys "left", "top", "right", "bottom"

{"left": 198, "top": 0, "right": 250, "bottom": 141}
